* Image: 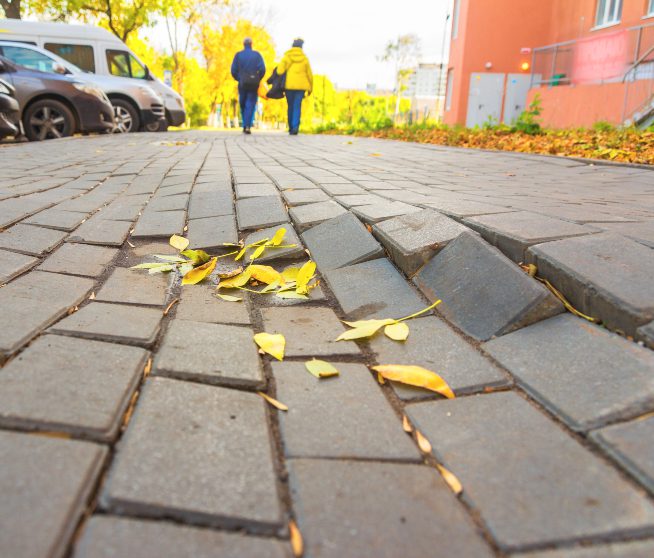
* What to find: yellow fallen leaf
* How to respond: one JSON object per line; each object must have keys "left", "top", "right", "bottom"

{"left": 181, "top": 257, "right": 217, "bottom": 285}
{"left": 250, "top": 244, "right": 266, "bottom": 261}
{"left": 282, "top": 266, "right": 300, "bottom": 282}
{"left": 254, "top": 332, "right": 285, "bottom": 360}
{"left": 296, "top": 260, "right": 316, "bottom": 295}
{"left": 258, "top": 391, "right": 288, "bottom": 411}
{"left": 402, "top": 415, "right": 413, "bottom": 433}
{"left": 289, "top": 520, "right": 303, "bottom": 557}
{"left": 416, "top": 430, "right": 432, "bottom": 453}
{"left": 249, "top": 265, "right": 283, "bottom": 285}
{"left": 371, "top": 365, "right": 455, "bottom": 399}
{"left": 305, "top": 359, "right": 339, "bottom": 378}
{"left": 217, "top": 294, "right": 242, "bottom": 302}
{"left": 336, "top": 319, "right": 395, "bottom": 341}
{"left": 377, "top": 371, "right": 386, "bottom": 384}
{"left": 169, "top": 234, "right": 189, "bottom": 251}
{"left": 218, "top": 267, "right": 243, "bottom": 279}
{"left": 384, "top": 322, "right": 409, "bottom": 341}
{"left": 437, "top": 464, "right": 463, "bottom": 495}
{"left": 271, "top": 227, "right": 286, "bottom": 246}
{"left": 218, "top": 269, "right": 252, "bottom": 289}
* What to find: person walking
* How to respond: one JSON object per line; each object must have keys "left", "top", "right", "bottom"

{"left": 277, "top": 38, "right": 313, "bottom": 135}
{"left": 231, "top": 38, "right": 266, "bottom": 134}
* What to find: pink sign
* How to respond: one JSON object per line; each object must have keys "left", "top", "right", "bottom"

{"left": 572, "top": 30, "right": 629, "bottom": 84}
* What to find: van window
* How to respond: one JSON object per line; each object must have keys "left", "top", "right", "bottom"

{"left": 0, "top": 45, "right": 58, "bottom": 73}
{"left": 106, "top": 49, "right": 147, "bottom": 79}
{"left": 44, "top": 43, "right": 95, "bottom": 72}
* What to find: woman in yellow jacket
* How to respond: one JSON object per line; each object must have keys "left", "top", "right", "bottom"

{"left": 277, "top": 38, "right": 313, "bottom": 135}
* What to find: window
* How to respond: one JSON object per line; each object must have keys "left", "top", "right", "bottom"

{"left": 0, "top": 45, "right": 59, "bottom": 73}
{"left": 452, "top": 0, "right": 460, "bottom": 39}
{"left": 45, "top": 43, "right": 95, "bottom": 73}
{"left": 445, "top": 68, "right": 454, "bottom": 110}
{"left": 595, "top": 0, "right": 623, "bottom": 27}
{"left": 648, "top": 0, "right": 654, "bottom": 16}
{"left": 106, "top": 49, "right": 147, "bottom": 79}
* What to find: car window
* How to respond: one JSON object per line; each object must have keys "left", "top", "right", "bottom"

{"left": 0, "top": 45, "right": 58, "bottom": 73}
{"left": 129, "top": 54, "right": 146, "bottom": 79}
{"left": 44, "top": 43, "right": 95, "bottom": 73}
{"left": 106, "top": 49, "right": 147, "bottom": 79}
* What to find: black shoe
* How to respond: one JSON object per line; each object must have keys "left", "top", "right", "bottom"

{"left": 244, "top": 128, "right": 252, "bottom": 135}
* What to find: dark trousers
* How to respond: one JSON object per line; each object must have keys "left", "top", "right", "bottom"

{"left": 286, "top": 89, "right": 305, "bottom": 133}
{"left": 238, "top": 86, "right": 258, "bottom": 128}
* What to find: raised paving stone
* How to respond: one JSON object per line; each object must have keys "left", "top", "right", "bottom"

{"left": 637, "top": 320, "right": 654, "bottom": 349}
{"left": 131, "top": 210, "right": 186, "bottom": 238}
{"left": 96, "top": 267, "right": 170, "bottom": 306}
{"left": 0, "top": 335, "right": 147, "bottom": 441}
{"left": 242, "top": 223, "right": 304, "bottom": 261}
{"left": 39, "top": 243, "right": 118, "bottom": 277}
{"left": 236, "top": 195, "right": 287, "bottom": 230}
{"left": 261, "top": 307, "right": 361, "bottom": 357}
{"left": 50, "top": 302, "right": 162, "bottom": 347}
{"left": 591, "top": 416, "right": 654, "bottom": 494}
{"left": 74, "top": 516, "right": 289, "bottom": 558}
{"left": 374, "top": 208, "right": 470, "bottom": 275}
{"left": 352, "top": 201, "right": 421, "bottom": 223}
{"left": 101, "top": 377, "right": 282, "bottom": 532}
{"left": 176, "top": 284, "right": 250, "bottom": 324}
{"left": 414, "top": 231, "right": 563, "bottom": 341}
{"left": 288, "top": 459, "right": 494, "bottom": 558}
{"left": 0, "top": 248, "right": 38, "bottom": 283}
{"left": 484, "top": 314, "right": 654, "bottom": 431}
{"left": 407, "top": 391, "right": 654, "bottom": 550}
{"left": 512, "top": 540, "right": 654, "bottom": 558}
{"left": 67, "top": 217, "right": 132, "bottom": 246}
{"left": 187, "top": 215, "right": 238, "bottom": 249}
{"left": 0, "top": 223, "right": 66, "bottom": 256}
{"left": 0, "top": 431, "right": 106, "bottom": 558}
{"left": 154, "top": 319, "right": 263, "bottom": 388}
{"left": 371, "top": 316, "right": 508, "bottom": 399}
{"left": 274, "top": 362, "right": 419, "bottom": 459}
{"left": 425, "top": 200, "right": 514, "bottom": 218}
{"left": 324, "top": 258, "right": 426, "bottom": 320}
{"left": 301, "top": 212, "right": 383, "bottom": 270}
{"left": 288, "top": 200, "right": 348, "bottom": 231}
{"left": 282, "top": 188, "right": 329, "bottom": 206}
{"left": 23, "top": 209, "right": 88, "bottom": 231}
{"left": 235, "top": 182, "right": 279, "bottom": 199}
{"left": 527, "top": 233, "right": 654, "bottom": 336}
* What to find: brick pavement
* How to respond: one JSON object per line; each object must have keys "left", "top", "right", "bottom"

{"left": 0, "top": 131, "right": 653, "bottom": 557}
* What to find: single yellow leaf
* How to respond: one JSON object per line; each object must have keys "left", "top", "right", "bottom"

{"left": 249, "top": 265, "right": 283, "bottom": 285}
{"left": 343, "top": 318, "right": 396, "bottom": 328}
{"left": 289, "top": 520, "right": 303, "bottom": 557}
{"left": 250, "top": 244, "right": 266, "bottom": 261}
{"left": 305, "top": 359, "right": 339, "bottom": 378}
{"left": 258, "top": 391, "right": 288, "bottom": 411}
{"left": 296, "top": 260, "right": 316, "bottom": 294}
{"left": 253, "top": 332, "right": 285, "bottom": 360}
{"left": 181, "top": 257, "right": 217, "bottom": 285}
{"left": 271, "top": 227, "right": 286, "bottom": 246}
{"left": 234, "top": 246, "right": 247, "bottom": 261}
{"left": 371, "top": 365, "right": 455, "bottom": 399}
{"left": 416, "top": 430, "right": 432, "bottom": 453}
{"left": 218, "top": 269, "right": 252, "bottom": 289}
{"left": 169, "top": 234, "right": 189, "bottom": 251}
{"left": 336, "top": 319, "right": 396, "bottom": 341}
{"left": 217, "top": 294, "right": 242, "bottom": 302}
{"left": 402, "top": 415, "right": 413, "bottom": 433}
{"left": 384, "top": 322, "right": 410, "bottom": 341}
{"left": 180, "top": 249, "right": 211, "bottom": 264}
{"left": 282, "top": 267, "right": 300, "bottom": 282}
{"left": 437, "top": 464, "right": 463, "bottom": 495}
{"left": 377, "top": 371, "right": 386, "bottom": 384}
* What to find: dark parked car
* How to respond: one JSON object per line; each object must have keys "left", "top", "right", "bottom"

{"left": 0, "top": 55, "right": 114, "bottom": 141}
{"left": 0, "top": 77, "right": 20, "bottom": 139}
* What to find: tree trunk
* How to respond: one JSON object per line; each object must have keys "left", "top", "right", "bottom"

{"left": 1, "top": 0, "right": 21, "bottom": 18}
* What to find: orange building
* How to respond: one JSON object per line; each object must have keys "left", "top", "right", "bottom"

{"left": 444, "top": 0, "right": 654, "bottom": 128}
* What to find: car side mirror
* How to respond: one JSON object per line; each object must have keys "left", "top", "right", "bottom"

{"left": 53, "top": 63, "right": 68, "bottom": 75}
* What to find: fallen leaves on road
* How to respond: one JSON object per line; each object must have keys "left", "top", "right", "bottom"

{"left": 305, "top": 359, "right": 339, "bottom": 378}
{"left": 216, "top": 294, "right": 242, "bottom": 302}
{"left": 415, "top": 430, "right": 432, "bottom": 453}
{"left": 289, "top": 520, "right": 303, "bottom": 557}
{"left": 258, "top": 392, "right": 288, "bottom": 411}
{"left": 372, "top": 365, "right": 455, "bottom": 399}
{"left": 437, "top": 464, "right": 463, "bottom": 495}
{"left": 181, "top": 257, "right": 217, "bottom": 285}
{"left": 169, "top": 234, "right": 189, "bottom": 251}
{"left": 254, "top": 332, "right": 286, "bottom": 361}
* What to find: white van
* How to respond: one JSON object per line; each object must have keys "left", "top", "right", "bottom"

{"left": 0, "top": 19, "right": 186, "bottom": 129}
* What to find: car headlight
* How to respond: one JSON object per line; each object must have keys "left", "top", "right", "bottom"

{"left": 72, "top": 83, "right": 105, "bottom": 100}
{"left": 0, "top": 82, "right": 11, "bottom": 95}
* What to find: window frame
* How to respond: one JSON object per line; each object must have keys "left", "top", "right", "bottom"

{"left": 594, "top": 0, "right": 623, "bottom": 28}
{"left": 445, "top": 68, "right": 454, "bottom": 111}
{"left": 452, "top": 0, "right": 460, "bottom": 39}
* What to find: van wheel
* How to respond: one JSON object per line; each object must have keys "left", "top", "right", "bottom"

{"left": 144, "top": 119, "right": 169, "bottom": 132}
{"left": 112, "top": 99, "right": 139, "bottom": 133}
{"left": 23, "top": 99, "right": 75, "bottom": 141}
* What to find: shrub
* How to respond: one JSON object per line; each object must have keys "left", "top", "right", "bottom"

{"left": 512, "top": 95, "right": 542, "bottom": 135}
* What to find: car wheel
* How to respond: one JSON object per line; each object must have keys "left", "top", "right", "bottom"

{"left": 144, "top": 119, "right": 169, "bottom": 132}
{"left": 23, "top": 99, "right": 75, "bottom": 141}
{"left": 111, "top": 99, "right": 139, "bottom": 133}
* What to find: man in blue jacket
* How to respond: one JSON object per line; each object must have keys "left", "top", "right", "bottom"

{"left": 231, "top": 38, "right": 266, "bottom": 134}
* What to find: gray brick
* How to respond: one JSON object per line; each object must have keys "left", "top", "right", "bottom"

{"left": 425, "top": 200, "right": 514, "bottom": 218}
{"left": 599, "top": 220, "right": 654, "bottom": 249}
{"left": 0, "top": 335, "right": 147, "bottom": 441}
{"left": 96, "top": 267, "right": 170, "bottom": 306}
{"left": 352, "top": 201, "right": 421, "bottom": 223}
{"left": 74, "top": 516, "right": 289, "bottom": 558}
{"left": 637, "top": 320, "right": 654, "bottom": 349}
{"left": 236, "top": 195, "right": 287, "bottom": 230}
{"left": 288, "top": 459, "right": 494, "bottom": 558}
{"left": 415, "top": 231, "right": 562, "bottom": 341}
{"left": 242, "top": 223, "right": 304, "bottom": 261}
{"left": 146, "top": 194, "right": 188, "bottom": 212}
{"left": 0, "top": 431, "right": 106, "bottom": 558}
{"left": 50, "top": 302, "right": 162, "bottom": 347}
{"left": 131, "top": 210, "right": 186, "bottom": 238}
{"left": 0, "top": 223, "right": 66, "bottom": 256}
{"left": 67, "top": 217, "right": 132, "bottom": 246}
{"left": 39, "top": 243, "right": 118, "bottom": 277}
{"left": 484, "top": 314, "right": 654, "bottom": 431}
{"left": 23, "top": 209, "right": 88, "bottom": 231}
{"left": 288, "top": 200, "right": 347, "bottom": 231}
{"left": 374, "top": 208, "right": 470, "bottom": 275}
{"left": 407, "top": 392, "right": 654, "bottom": 550}
{"left": 187, "top": 215, "right": 238, "bottom": 250}
{"left": 261, "top": 307, "right": 361, "bottom": 357}
{"left": 324, "top": 258, "right": 426, "bottom": 320}
{"left": 334, "top": 193, "right": 384, "bottom": 208}
{"left": 527, "top": 233, "right": 654, "bottom": 336}
{"left": 188, "top": 191, "right": 233, "bottom": 219}
{"left": 101, "top": 377, "right": 282, "bottom": 532}
{"left": 235, "top": 182, "right": 279, "bottom": 199}
{"left": 282, "top": 188, "right": 329, "bottom": 206}
{"left": 512, "top": 541, "right": 654, "bottom": 558}
{"left": 177, "top": 284, "right": 251, "bottom": 324}
{"left": 0, "top": 248, "right": 38, "bottom": 283}
{"left": 301, "top": 212, "right": 383, "bottom": 270}
{"left": 9, "top": 270, "right": 94, "bottom": 307}
{"left": 154, "top": 319, "right": 263, "bottom": 388}
{"left": 320, "top": 182, "right": 366, "bottom": 195}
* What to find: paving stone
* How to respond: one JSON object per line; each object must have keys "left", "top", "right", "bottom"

{"left": 591, "top": 416, "right": 654, "bottom": 495}
{"left": 176, "top": 284, "right": 251, "bottom": 324}
{"left": 23, "top": 209, "right": 88, "bottom": 231}
{"left": 235, "top": 182, "right": 279, "bottom": 199}
{"left": 288, "top": 200, "right": 348, "bottom": 231}
{"left": 512, "top": 540, "right": 654, "bottom": 558}
{"left": 302, "top": 212, "right": 383, "bottom": 270}
{"left": 146, "top": 194, "right": 188, "bottom": 212}
{"left": 50, "top": 302, "right": 162, "bottom": 347}
{"left": 101, "top": 377, "right": 282, "bottom": 532}
{"left": 414, "top": 231, "right": 563, "bottom": 341}
{"left": 483, "top": 314, "right": 654, "bottom": 431}
{"left": 187, "top": 215, "right": 238, "bottom": 249}
{"left": 131, "top": 210, "right": 186, "bottom": 238}
{"left": 352, "top": 201, "right": 421, "bottom": 223}
{"left": 282, "top": 188, "right": 329, "bottom": 206}
{"left": 320, "top": 182, "right": 366, "bottom": 196}
{"left": 324, "top": 258, "right": 426, "bottom": 320}
{"left": 242, "top": 223, "right": 304, "bottom": 261}
{"left": 96, "top": 267, "right": 170, "bottom": 306}
{"left": 74, "top": 516, "right": 289, "bottom": 558}
{"left": 129, "top": 241, "right": 178, "bottom": 258}
{"left": 374, "top": 208, "right": 470, "bottom": 275}
{"left": 236, "top": 195, "right": 287, "bottom": 230}
{"left": 8, "top": 270, "right": 94, "bottom": 306}
{"left": 0, "top": 223, "right": 66, "bottom": 256}
{"left": 39, "top": 243, "right": 118, "bottom": 277}
{"left": 288, "top": 459, "right": 494, "bottom": 558}
{"left": 154, "top": 319, "right": 263, "bottom": 388}
{"left": 0, "top": 431, "right": 106, "bottom": 558}
{"left": 370, "top": 317, "right": 508, "bottom": 399}
{"left": 636, "top": 320, "right": 654, "bottom": 349}
{"left": 599, "top": 220, "right": 654, "bottom": 248}
{"left": 0, "top": 334, "right": 147, "bottom": 441}
{"left": 0, "top": 248, "right": 38, "bottom": 283}
{"left": 261, "top": 307, "right": 361, "bottom": 357}
{"left": 425, "top": 200, "right": 514, "bottom": 218}
{"left": 407, "top": 391, "right": 654, "bottom": 550}
{"left": 526, "top": 233, "right": 654, "bottom": 336}
{"left": 187, "top": 191, "right": 233, "bottom": 219}
{"left": 274, "top": 362, "right": 419, "bottom": 459}
{"left": 334, "top": 193, "right": 384, "bottom": 208}
{"left": 67, "top": 217, "right": 132, "bottom": 246}
{"left": 356, "top": 180, "right": 401, "bottom": 191}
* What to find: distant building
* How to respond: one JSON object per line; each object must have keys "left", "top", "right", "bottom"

{"left": 405, "top": 63, "right": 447, "bottom": 120}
